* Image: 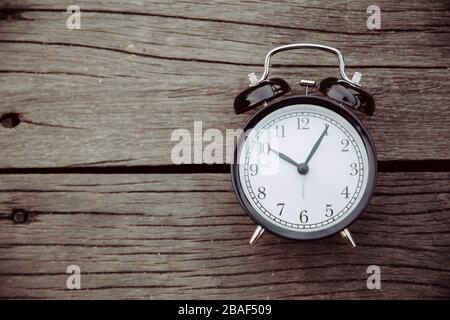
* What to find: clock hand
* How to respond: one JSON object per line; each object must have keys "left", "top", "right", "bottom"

{"left": 268, "top": 145, "right": 300, "bottom": 168}
{"left": 300, "top": 175, "right": 304, "bottom": 199}
{"left": 303, "top": 124, "right": 329, "bottom": 165}
{"left": 269, "top": 145, "right": 306, "bottom": 197}
{"left": 298, "top": 126, "right": 328, "bottom": 198}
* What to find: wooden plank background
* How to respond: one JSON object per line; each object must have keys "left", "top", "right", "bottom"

{"left": 0, "top": 0, "right": 449, "bottom": 299}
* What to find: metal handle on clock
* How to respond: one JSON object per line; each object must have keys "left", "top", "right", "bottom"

{"left": 248, "top": 43, "right": 362, "bottom": 88}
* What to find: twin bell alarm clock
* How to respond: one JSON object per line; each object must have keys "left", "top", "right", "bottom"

{"left": 231, "top": 44, "right": 377, "bottom": 247}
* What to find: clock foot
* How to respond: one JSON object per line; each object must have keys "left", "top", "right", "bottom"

{"left": 340, "top": 228, "right": 357, "bottom": 248}
{"left": 249, "top": 225, "right": 265, "bottom": 245}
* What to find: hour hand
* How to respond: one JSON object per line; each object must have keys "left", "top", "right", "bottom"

{"left": 268, "top": 145, "right": 299, "bottom": 168}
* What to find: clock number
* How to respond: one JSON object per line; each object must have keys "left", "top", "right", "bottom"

{"left": 257, "top": 187, "right": 266, "bottom": 199}
{"left": 350, "top": 163, "right": 358, "bottom": 176}
{"left": 258, "top": 142, "right": 270, "bottom": 155}
{"left": 325, "top": 204, "right": 334, "bottom": 217}
{"left": 277, "top": 203, "right": 285, "bottom": 216}
{"left": 299, "top": 210, "right": 309, "bottom": 223}
{"left": 341, "top": 186, "right": 350, "bottom": 199}
{"left": 341, "top": 139, "right": 350, "bottom": 152}
{"left": 297, "top": 117, "right": 310, "bottom": 130}
{"left": 249, "top": 164, "right": 258, "bottom": 176}
{"left": 275, "top": 125, "right": 285, "bottom": 138}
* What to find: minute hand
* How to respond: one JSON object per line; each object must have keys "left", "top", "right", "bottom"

{"left": 304, "top": 124, "right": 329, "bottom": 165}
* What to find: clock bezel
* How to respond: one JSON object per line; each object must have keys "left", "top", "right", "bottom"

{"left": 231, "top": 95, "right": 377, "bottom": 240}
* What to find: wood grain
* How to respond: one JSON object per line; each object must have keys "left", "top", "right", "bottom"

{"left": 0, "top": 0, "right": 449, "bottom": 301}
{"left": 5, "top": 0, "right": 450, "bottom": 33}
{"left": 0, "top": 8, "right": 449, "bottom": 167}
{"left": 0, "top": 173, "right": 448, "bottom": 299}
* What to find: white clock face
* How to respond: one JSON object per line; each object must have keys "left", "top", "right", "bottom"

{"left": 237, "top": 103, "right": 371, "bottom": 234}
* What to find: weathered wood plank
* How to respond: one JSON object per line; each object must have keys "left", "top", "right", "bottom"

{"left": 0, "top": 8, "right": 449, "bottom": 67}
{"left": 5, "top": 0, "right": 450, "bottom": 33}
{"left": 0, "top": 173, "right": 448, "bottom": 299}
{"left": 0, "top": 49, "right": 450, "bottom": 167}
{"left": 0, "top": 12, "right": 449, "bottom": 166}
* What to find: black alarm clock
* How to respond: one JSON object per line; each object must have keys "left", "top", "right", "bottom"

{"left": 231, "top": 44, "right": 377, "bottom": 247}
